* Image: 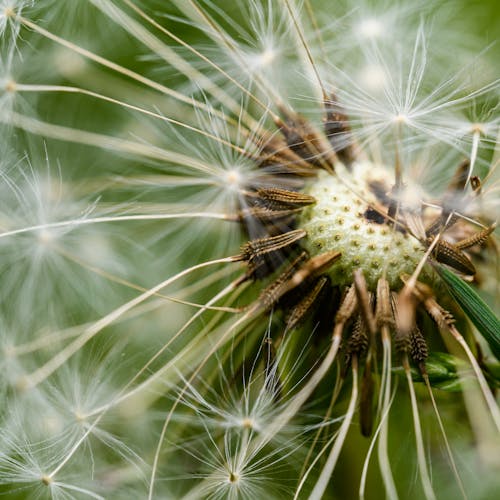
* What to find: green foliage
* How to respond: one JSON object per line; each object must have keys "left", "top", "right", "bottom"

{"left": 437, "top": 265, "right": 500, "bottom": 360}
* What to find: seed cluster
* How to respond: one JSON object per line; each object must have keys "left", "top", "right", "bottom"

{"left": 299, "top": 162, "right": 427, "bottom": 289}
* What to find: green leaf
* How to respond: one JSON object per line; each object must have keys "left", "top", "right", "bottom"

{"left": 392, "top": 352, "right": 462, "bottom": 388}
{"left": 434, "top": 377, "right": 476, "bottom": 392}
{"left": 437, "top": 265, "right": 500, "bottom": 360}
{"left": 485, "top": 360, "right": 500, "bottom": 380}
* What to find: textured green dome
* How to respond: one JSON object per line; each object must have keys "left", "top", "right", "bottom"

{"left": 298, "top": 162, "right": 428, "bottom": 289}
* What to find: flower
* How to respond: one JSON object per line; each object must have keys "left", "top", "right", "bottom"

{"left": 0, "top": 1, "right": 498, "bottom": 499}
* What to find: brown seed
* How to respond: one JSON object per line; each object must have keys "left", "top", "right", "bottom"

{"left": 240, "top": 229, "right": 306, "bottom": 264}
{"left": 287, "top": 251, "right": 341, "bottom": 289}
{"left": 258, "top": 251, "right": 339, "bottom": 310}
{"left": 409, "top": 326, "right": 428, "bottom": 364}
{"left": 420, "top": 294, "right": 456, "bottom": 332}
{"left": 256, "top": 187, "right": 317, "bottom": 209}
{"left": 277, "top": 108, "right": 336, "bottom": 172}
{"left": 455, "top": 224, "right": 495, "bottom": 250}
{"left": 323, "top": 93, "right": 355, "bottom": 166}
{"left": 346, "top": 314, "right": 369, "bottom": 360}
{"left": 285, "top": 276, "right": 330, "bottom": 330}
{"left": 258, "top": 252, "right": 309, "bottom": 309}
{"left": 429, "top": 238, "right": 476, "bottom": 275}
{"left": 238, "top": 206, "right": 303, "bottom": 222}
{"left": 334, "top": 285, "right": 358, "bottom": 325}
{"left": 425, "top": 213, "right": 459, "bottom": 237}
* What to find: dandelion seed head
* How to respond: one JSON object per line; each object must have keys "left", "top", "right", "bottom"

{"left": 40, "top": 474, "right": 52, "bottom": 485}
{"left": 0, "top": 412, "right": 104, "bottom": 498}
{"left": 358, "top": 63, "right": 387, "bottom": 92}
{"left": 242, "top": 41, "right": 279, "bottom": 74}
{"left": 240, "top": 417, "right": 257, "bottom": 432}
{"left": 178, "top": 360, "right": 286, "bottom": 437}
{"left": 228, "top": 470, "right": 240, "bottom": 484}
{"left": 222, "top": 167, "right": 244, "bottom": 192}
{"left": 36, "top": 227, "right": 55, "bottom": 245}
{"left": 257, "top": 46, "right": 276, "bottom": 66}
{"left": 2, "top": 77, "right": 14, "bottom": 92}
{"left": 53, "top": 47, "right": 87, "bottom": 78}
{"left": 0, "top": 0, "right": 28, "bottom": 44}
{"left": 356, "top": 18, "right": 384, "bottom": 39}
{"left": 393, "top": 113, "right": 410, "bottom": 125}
{"left": 1, "top": 4, "right": 15, "bottom": 21}
{"left": 470, "top": 122, "right": 487, "bottom": 135}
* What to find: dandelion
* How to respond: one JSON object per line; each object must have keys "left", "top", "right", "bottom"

{"left": 0, "top": 1, "right": 499, "bottom": 499}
